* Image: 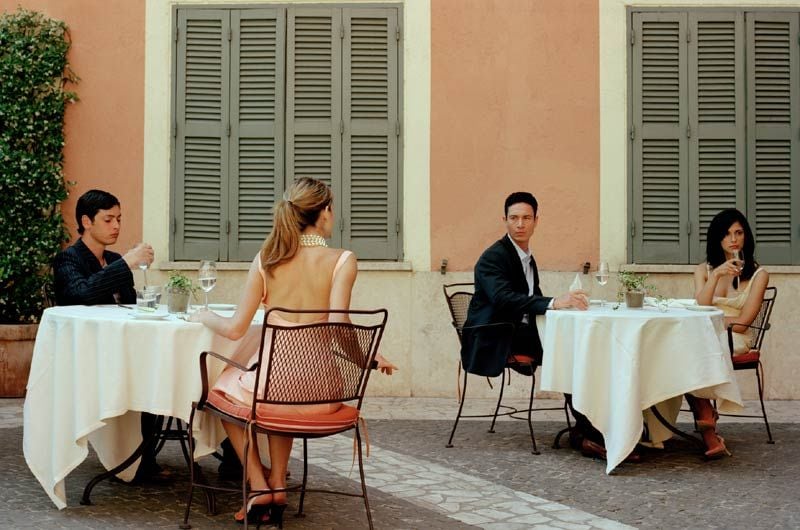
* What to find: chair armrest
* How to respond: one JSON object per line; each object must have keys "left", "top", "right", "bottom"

{"left": 197, "top": 350, "right": 255, "bottom": 410}
{"left": 726, "top": 322, "right": 769, "bottom": 357}
{"left": 461, "top": 321, "right": 516, "bottom": 333}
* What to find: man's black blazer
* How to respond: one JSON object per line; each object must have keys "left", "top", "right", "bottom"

{"left": 53, "top": 238, "right": 136, "bottom": 305}
{"left": 460, "top": 235, "right": 552, "bottom": 377}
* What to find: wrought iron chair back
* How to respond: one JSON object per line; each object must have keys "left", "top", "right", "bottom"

{"left": 721, "top": 285, "right": 777, "bottom": 443}
{"left": 184, "top": 307, "right": 388, "bottom": 530}
{"left": 442, "top": 282, "right": 569, "bottom": 455}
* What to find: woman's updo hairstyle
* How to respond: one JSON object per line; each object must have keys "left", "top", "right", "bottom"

{"left": 260, "top": 177, "right": 332, "bottom": 275}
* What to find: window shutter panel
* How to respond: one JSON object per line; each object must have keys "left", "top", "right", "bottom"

{"left": 286, "top": 7, "right": 343, "bottom": 247}
{"left": 688, "top": 12, "right": 746, "bottom": 263}
{"left": 173, "top": 10, "right": 230, "bottom": 261}
{"left": 631, "top": 12, "right": 689, "bottom": 263}
{"left": 341, "top": 8, "right": 400, "bottom": 259}
{"left": 228, "top": 9, "right": 286, "bottom": 261}
{"left": 746, "top": 13, "right": 800, "bottom": 264}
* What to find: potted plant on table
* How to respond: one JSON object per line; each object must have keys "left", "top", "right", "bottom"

{"left": 164, "top": 271, "right": 197, "bottom": 313}
{"left": 0, "top": 9, "right": 76, "bottom": 397}
{"left": 616, "top": 270, "right": 655, "bottom": 309}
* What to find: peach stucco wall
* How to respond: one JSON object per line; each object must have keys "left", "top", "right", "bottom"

{"left": 430, "top": 0, "right": 600, "bottom": 272}
{"left": 0, "top": 0, "right": 145, "bottom": 253}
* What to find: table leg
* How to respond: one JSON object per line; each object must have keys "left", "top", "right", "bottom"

{"left": 648, "top": 405, "right": 706, "bottom": 451}
{"left": 80, "top": 415, "right": 165, "bottom": 505}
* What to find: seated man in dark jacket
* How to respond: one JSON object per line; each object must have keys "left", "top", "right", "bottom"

{"left": 52, "top": 189, "right": 169, "bottom": 480}
{"left": 461, "top": 191, "right": 587, "bottom": 376}
{"left": 462, "top": 192, "right": 614, "bottom": 458}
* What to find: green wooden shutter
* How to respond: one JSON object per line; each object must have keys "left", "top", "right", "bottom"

{"left": 341, "top": 8, "right": 400, "bottom": 259}
{"left": 228, "top": 9, "right": 286, "bottom": 261}
{"left": 746, "top": 13, "right": 800, "bottom": 264}
{"left": 286, "top": 7, "right": 343, "bottom": 247}
{"left": 688, "top": 12, "right": 746, "bottom": 263}
{"left": 173, "top": 10, "right": 230, "bottom": 261}
{"left": 631, "top": 12, "right": 689, "bottom": 263}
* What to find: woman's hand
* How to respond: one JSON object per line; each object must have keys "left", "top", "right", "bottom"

{"left": 712, "top": 258, "right": 741, "bottom": 279}
{"left": 374, "top": 353, "right": 398, "bottom": 375}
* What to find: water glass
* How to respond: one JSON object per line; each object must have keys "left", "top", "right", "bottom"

{"left": 136, "top": 286, "right": 159, "bottom": 311}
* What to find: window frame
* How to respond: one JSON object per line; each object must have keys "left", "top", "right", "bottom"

{"left": 626, "top": 6, "right": 800, "bottom": 265}
{"left": 169, "top": 2, "right": 405, "bottom": 263}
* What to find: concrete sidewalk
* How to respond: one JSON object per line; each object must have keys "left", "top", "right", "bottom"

{"left": 2, "top": 398, "right": 798, "bottom": 529}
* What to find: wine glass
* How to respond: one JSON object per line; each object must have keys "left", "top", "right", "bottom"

{"left": 198, "top": 260, "right": 217, "bottom": 311}
{"left": 732, "top": 250, "right": 744, "bottom": 273}
{"left": 594, "top": 261, "right": 609, "bottom": 307}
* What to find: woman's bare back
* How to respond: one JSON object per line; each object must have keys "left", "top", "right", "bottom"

{"left": 264, "top": 247, "right": 349, "bottom": 323}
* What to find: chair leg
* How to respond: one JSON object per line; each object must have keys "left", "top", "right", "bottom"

{"left": 756, "top": 364, "right": 774, "bottom": 444}
{"left": 552, "top": 398, "right": 573, "bottom": 449}
{"left": 153, "top": 416, "right": 172, "bottom": 457}
{"left": 356, "top": 426, "right": 374, "bottom": 530}
{"left": 489, "top": 370, "right": 507, "bottom": 433}
{"left": 242, "top": 426, "right": 251, "bottom": 530}
{"left": 180, "top": 409, "right": 197, "bottom": 529}
{"left": 297, "top": 438, "right": 309, "bottom": 516}
{"left": 526, "top": 371, "right": 539, "bottom": 455}
{"left": 446, "top": 371, "right": 469, "bottom": 448}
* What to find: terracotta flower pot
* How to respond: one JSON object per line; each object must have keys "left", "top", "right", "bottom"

{"left": 0, "top": 324, "right": 38, "bottom": 397}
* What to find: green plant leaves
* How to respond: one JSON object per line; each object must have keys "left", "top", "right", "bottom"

{"left": 0, "top": 8, "right": 74, "bottom": 323}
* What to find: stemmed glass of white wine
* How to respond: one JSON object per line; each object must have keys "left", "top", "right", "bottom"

{"left": 732, "top": 250, "right": 744, "bottom": 273}
{"left": 594, "top": 261, "right": 609, "bottom": 307}
{"left": 198, "top": 260, "right": 217, "bottom": 311}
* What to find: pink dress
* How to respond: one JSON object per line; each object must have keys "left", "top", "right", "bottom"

{"left": 211, "top": 250, "right": 353, "bottom": 416}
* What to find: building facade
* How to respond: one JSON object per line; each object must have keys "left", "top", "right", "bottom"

{"left": 3, "top": 0, "right": 798, "bottom": 398}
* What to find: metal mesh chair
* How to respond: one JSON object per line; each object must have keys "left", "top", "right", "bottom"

{"left": 719, "top": 286, "right": 777, "bottom": 443}
{"left": 181, "top": 308, "right": 388, "bottom": 530}
{"left": 443, "top": 283, "right": 570, "bottom": 455}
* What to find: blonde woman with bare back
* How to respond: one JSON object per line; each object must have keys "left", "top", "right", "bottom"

{"left": 190, "top": 177, "right": 396, "bottom": 525}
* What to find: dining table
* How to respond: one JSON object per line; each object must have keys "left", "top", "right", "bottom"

{"left": 23, "top": 304, "right": 262, "bottom": 509}
{"left": 537, "top": 301, "right": 743, "bottom": 473}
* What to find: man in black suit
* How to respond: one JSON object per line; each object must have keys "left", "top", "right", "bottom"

{"left": 461, "top": 192, "right": 618, "bottom": 460}
{"left": 461, "top": 191, "right": 587, "bottom": 377}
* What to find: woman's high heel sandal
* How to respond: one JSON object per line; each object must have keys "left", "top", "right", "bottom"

{"left": 704, "top": 434, "right": 730, "bottom": 460}
{"left": 269, "top": 503, "right": 288, "bottom": 529}
{"left": 234, "top": 499, "right": 271, "bottom": 526}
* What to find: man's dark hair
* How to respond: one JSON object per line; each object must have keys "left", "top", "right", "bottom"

{"left": 76, "top": 189, "right": 120, "bottom": 234}
{"left": 504, "top": 192, "right": 538, "bottom": 217}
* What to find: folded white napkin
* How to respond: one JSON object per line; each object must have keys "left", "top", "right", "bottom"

{"left": 644, "top": 297, "right": 697, "bottom": 308}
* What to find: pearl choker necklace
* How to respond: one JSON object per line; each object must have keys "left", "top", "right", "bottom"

{"left": 299, "top": 234, "right": 327, "bottom": 247}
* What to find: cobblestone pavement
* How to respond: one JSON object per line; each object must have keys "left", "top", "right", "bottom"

{"left": 2, "top": 398, "right": 798, "bottom": 529}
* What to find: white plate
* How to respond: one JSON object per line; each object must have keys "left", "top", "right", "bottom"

{"left": 208, "top": 303, "right": 236, "bottom": 311}
{"left": 683, "top": 305, "right": 717, "bottom": 312}
{"left": 129, "top": 311, "right": 170, "bottom": 320}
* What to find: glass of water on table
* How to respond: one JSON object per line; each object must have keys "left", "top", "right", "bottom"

{"left": 198, "top": 260, "right": 217, "bottom": 311}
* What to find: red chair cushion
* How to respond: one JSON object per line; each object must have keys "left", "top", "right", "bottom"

{"left": 207, "top": 389, "right": 360, "bottom": 434}
{"left": 733, "top": 349, "right": 760, "bottom": 366}
{"left": 508, "top": 354, "right": 537, "bottom": 365}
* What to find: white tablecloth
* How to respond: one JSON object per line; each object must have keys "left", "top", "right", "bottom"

{"left": 538, "top": 304, "right": 743, "bottom": 473}
{"left": 23, "top": 305, "right": 262, "bottom": 509}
